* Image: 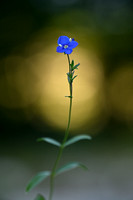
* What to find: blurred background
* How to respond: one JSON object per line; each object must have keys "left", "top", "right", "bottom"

{"left": 0, "top": 0, "right": 133, "bottom": 200}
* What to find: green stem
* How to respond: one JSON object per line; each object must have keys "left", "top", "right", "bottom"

{"left": 63, "top": 54, "right": 72, "bottom": 144}
{"left": 48, "top": 54, "right": 73, "bottom": 200}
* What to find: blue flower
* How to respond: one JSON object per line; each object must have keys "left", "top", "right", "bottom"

{"left": 56, "top": 36, "right": 78, "bottom": 54}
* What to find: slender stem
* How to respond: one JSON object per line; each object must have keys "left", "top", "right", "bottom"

{"left": 48, "top": 54, "right": 73, "bottom": 200}
{"left": 63, "top": 54, "right": 72, "bottom": 144}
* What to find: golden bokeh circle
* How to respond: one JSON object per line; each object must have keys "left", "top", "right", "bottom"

{"left": 36, "top": 45, "right": 106, "bottom": 131}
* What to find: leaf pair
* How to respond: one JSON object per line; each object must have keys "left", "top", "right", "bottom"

{"left": 26, "top": 162, "right": 87, "bottom": 193}
{"left": 26, "top": 135, "right": 91, "bottom": 193}
{"left": 37, "top": 134, "right": 91, "bottom": 148}
{"left": 67, "top": 72, "right": 77, "bottom": 84}
{"left": 66, "top": 60, "right": 80, "bottom": 84}
{"left": 70, "top": 60, "right": 80, "bottom": 71}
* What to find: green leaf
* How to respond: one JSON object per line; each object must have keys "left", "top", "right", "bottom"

{"left": 72, "top": 63, "right": 80, "bottom": 71}
{"left": 35, "top": 194, "right": 46, "bottom": 200}
{"left": 72, "top": 75, "right": 78, "bottom": 81}
{"left": 55, "top": 162, "right": 88, "bottom": 176}
{"left": 26, "top": 171, "right": 51, "bottom": 192}
{"left": 64, "top": 134, "right": 91, "bottom": 147}
{"left": 67, "top": 72, "right": 71, "bottom": 84}
{"left": 37, "top": 137, "right": 61, "bottom": 147}
{"left": 70, "top": 60, "right": 74, "bottom": 68}
{"left": 67, "top": 71, "right": 76, "bottom": 83}
{"left": 65, "top": 96, "right": 72, "bottom": 98}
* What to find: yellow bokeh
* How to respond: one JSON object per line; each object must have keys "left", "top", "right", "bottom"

{"left": 36, "top": 45, "right": 106, "bottom": 131}
{"left": 0, "top": 29, "right": 107, "bottom": 132}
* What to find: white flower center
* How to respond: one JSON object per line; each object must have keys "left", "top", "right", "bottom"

{"left": 59, "top": 44, "right": 62, "bottom": 47}
{"left": 64, "top": 45, "right": 68, "bottom": 49}
{"left": 69, "top": 38, "right": 72, "bottom": 42}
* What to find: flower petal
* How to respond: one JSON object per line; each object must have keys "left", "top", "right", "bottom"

{"left": 69, "top": 41, "right": 78, "bottom": 49}
{"left": 64, "top": 48, "right": 73, "bottom": 54}
{"left": 58, "top": 36, "right": 70, "bottom": 45}
{"left": 56, "top": 46, "right": 65, "bottom": 53}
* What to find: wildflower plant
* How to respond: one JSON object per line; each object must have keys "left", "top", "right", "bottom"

{"left": 26, "top": 36, "right": 91, "bottom": 200}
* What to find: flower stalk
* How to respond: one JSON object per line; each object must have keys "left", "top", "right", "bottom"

{"left": 48, "top": 54, "right": 73, "bottom": 200}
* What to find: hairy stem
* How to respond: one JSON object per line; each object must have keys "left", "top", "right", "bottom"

{"left": 48, "top": 54, "right": 73, "bottom": 200}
